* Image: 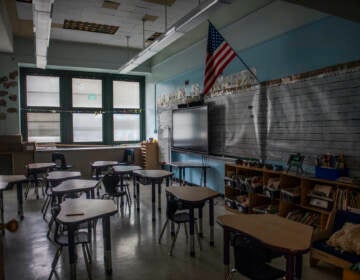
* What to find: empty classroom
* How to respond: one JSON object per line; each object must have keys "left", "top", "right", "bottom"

{"left": 0, "top": 1, "right": 359, "bottom": 280}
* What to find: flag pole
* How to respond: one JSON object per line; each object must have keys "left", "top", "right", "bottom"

{"left": 208, "top": 20, "right": 260, "bottom": 84}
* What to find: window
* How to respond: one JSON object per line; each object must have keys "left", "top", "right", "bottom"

{"left": 26, "top": 75, "right": 60, "bottom": 107}
{"left": 25, "top": 75, "right": 61, "bottom": 142}
{"left": 72, "top": 78, "right": 103, "bottom": 142}
{"left": 113, "top": 81, "right": 139, "bottom": 108}
{"left": 72, "top": 78, "right": 102, "bottom": 108}
{"left": 21, "top": 68, "right": 145, "bottom": 145}
{"left": 112, "top": 80, "right": 141, "bottom": 142}
{"left": 27, "top": 113, "right": 61, "bottom": 143}
{"left": 73, "top": 113, "right": 103, "bottom": 142}
{"left": 114, "top": 114, "right": 140, "bottom": 141}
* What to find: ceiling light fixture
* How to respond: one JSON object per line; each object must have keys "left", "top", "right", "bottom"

{"left": 119, "top": 0, "right": 221, "bottom": 74}
{"left": 33, "top": 0, "right": 54, "bottom": 69}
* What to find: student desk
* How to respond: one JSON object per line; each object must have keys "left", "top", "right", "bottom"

{"left": 133, "top": 170, "right": 173, "bottom": 221}
{"left": 52, "top": 179, "right": 99, "bottom": 202}
{"left": 169, "top": 161, "right": 211, "bottom": 187}
{"left": 47, "top": 171, "right": 81, "bottom": 185}
{"left": 56, "top": 199, "right": 117, "bottom": 280}
{"left": 166, "top": 186, "right": 220, "bottom": 257}
{"left": 0, "top": 175, "right": 27, "bottom": 234}
{"left": 216, "top": 214, "right": 313, "bottom": 280}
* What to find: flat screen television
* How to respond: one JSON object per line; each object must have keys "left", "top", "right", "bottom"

{"left": 172, "top": 105, "right": 208, "bottom": 153}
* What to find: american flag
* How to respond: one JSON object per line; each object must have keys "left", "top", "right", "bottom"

{"left": 203, "top": 22, "right": 236, "bottom": 95}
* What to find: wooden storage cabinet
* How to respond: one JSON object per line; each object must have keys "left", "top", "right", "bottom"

{"left": 224, "top": 163, "right": 360, "bottom": 236}
{"left": 141, "top": 142, "right": 160, "bottom": 170}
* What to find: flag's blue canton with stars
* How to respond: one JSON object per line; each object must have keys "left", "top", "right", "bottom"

{"left": 203, "top": 22, "right": 236, "bottom": 95}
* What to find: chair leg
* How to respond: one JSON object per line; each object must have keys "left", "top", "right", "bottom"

{"left": 42, "top": 195, "right": 52, "bottom": 221}
{"left": 82, "top": 243, "right": 92, "bottom": 280}
{"left": 41, "top": 194, "right": 49, "bottom": 213}
{"left": 47, "top": 216, "right": 54, "bottom": 241}
{"left": 48, "top": 246, "right": 62, "bottom": 280}
{"left": 184, "top": 223, "right": 189, "bottom": 239}
{"left": 169, "top": 224, "right": 180, "bottom": 256}
{"left": 125, "top": 184, "right": 132, "bottom": 204}
{"left": 85, "top": 243, "right": 92, "bottom": 264}
{"left": 159, "top": 219, "right": 169, "bottom": 244}
{"left": 24, "top": 181, "right": 31, "bottom": 200}
{"left": 194, "top": 221, "right": 202, "bottom": 250}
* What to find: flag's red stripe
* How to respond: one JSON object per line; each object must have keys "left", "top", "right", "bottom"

{"left": 205, "top": 46, "right": 234, "bottom": 81}
{"left": 204, "top": 49, "right": 235, "bottom": 89}
{"left": 204, "top": 52, "right": 236, "bottom": 94}
{"left": 205, "top": 43, "right": 232, "bottom": 74}
{"left": 205, "top": 42, "right": 228, "bottom": 68}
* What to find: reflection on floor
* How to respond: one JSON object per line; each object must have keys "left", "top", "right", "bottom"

{"left": 2, "top": 182, "right": 342, "bottom": 280}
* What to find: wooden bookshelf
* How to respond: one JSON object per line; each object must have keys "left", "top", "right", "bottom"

{"left": 140, "top": 142, "right": 160, "bottom": 170}
{"left": 224, "top": 163, "right": 360, "bottom": 235}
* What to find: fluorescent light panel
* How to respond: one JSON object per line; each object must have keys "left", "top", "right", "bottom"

{"left": 119, "top": 0, "right": 219, "bottom": 73}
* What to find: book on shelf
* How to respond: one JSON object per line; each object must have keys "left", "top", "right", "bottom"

{"left": 336, "top": 189, "right": 360, "bottom": 210}
{"left": 286, "top": 209, "right": 320, "bottom": 228}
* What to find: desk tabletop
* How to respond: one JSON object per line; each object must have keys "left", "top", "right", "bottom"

{"left": 169, "top": 161, "right": 210, "bottom": 168}
{"left": 57, "top": 199, "right": 117, "bottom": 225}
{"left": 216, "top": 214, "right": 313, "bottom": 253}
{"left": 52, "top": 179, "right": 99, "bottom": 194}
{"left": 166, "top": 186, "right": 220, "bottom": 202}
{"left": 0, "top": 175, "right": 27, "bottom": 190}
{"left": 133, "top": 169, "right": 173, "bottom": 179}
{"left": 112, "top": 165, "right": 142, "bottom": 173}
{"left": 47, "top": 171, "right": 81, "bottom": 181}
{"left": 91, "top": 161, "right": 118, "bottom": 168}
{"left": 27, "top": 162, "right": 56, "bottom": 170}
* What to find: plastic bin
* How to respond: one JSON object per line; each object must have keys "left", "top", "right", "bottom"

{"left": 315, "top": 167, "right": 348, "bottom": 180}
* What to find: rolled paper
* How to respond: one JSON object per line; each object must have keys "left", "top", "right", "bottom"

{"left": 7, "top": 107, "right": 17, "bottom": 113}
{"left": 0, "top": 90, "right": 8, "bottom": 97}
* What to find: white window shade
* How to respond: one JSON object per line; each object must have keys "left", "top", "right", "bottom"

{"left": 73, "top": 113, "right": 103, "bottom": 142}
{"left": 26, "top": 75, "right": 59, "bottom": 107}
{"left": 72, "top": 78, "right": 102, "bottom": 108}
{"left": 114, "top": 114, "right": 140, "bottom": 141}
{"left": 28, "top": 112, "right": 60, "bottom": 143}
{"left": 113, "top": 81, "right": 140, "bottom": 108}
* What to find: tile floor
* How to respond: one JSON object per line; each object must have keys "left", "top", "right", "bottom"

{"left": 2, "top": 181, "right": 342, "bottom": 280}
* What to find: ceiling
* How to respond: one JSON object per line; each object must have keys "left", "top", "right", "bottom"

{"left": 1, "top": 0, "right": 359, "bottom": 71}
{"left": 15, "top": 0, "right": 200, "bottom": 49}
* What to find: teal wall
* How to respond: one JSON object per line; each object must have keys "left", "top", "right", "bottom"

{"left": 153, "top": 16, "right": 360, "bottom": 193}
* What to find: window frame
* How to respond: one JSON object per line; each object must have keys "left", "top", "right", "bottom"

{"left": 20, "top": 67, "right": 145, "bottom": 145}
